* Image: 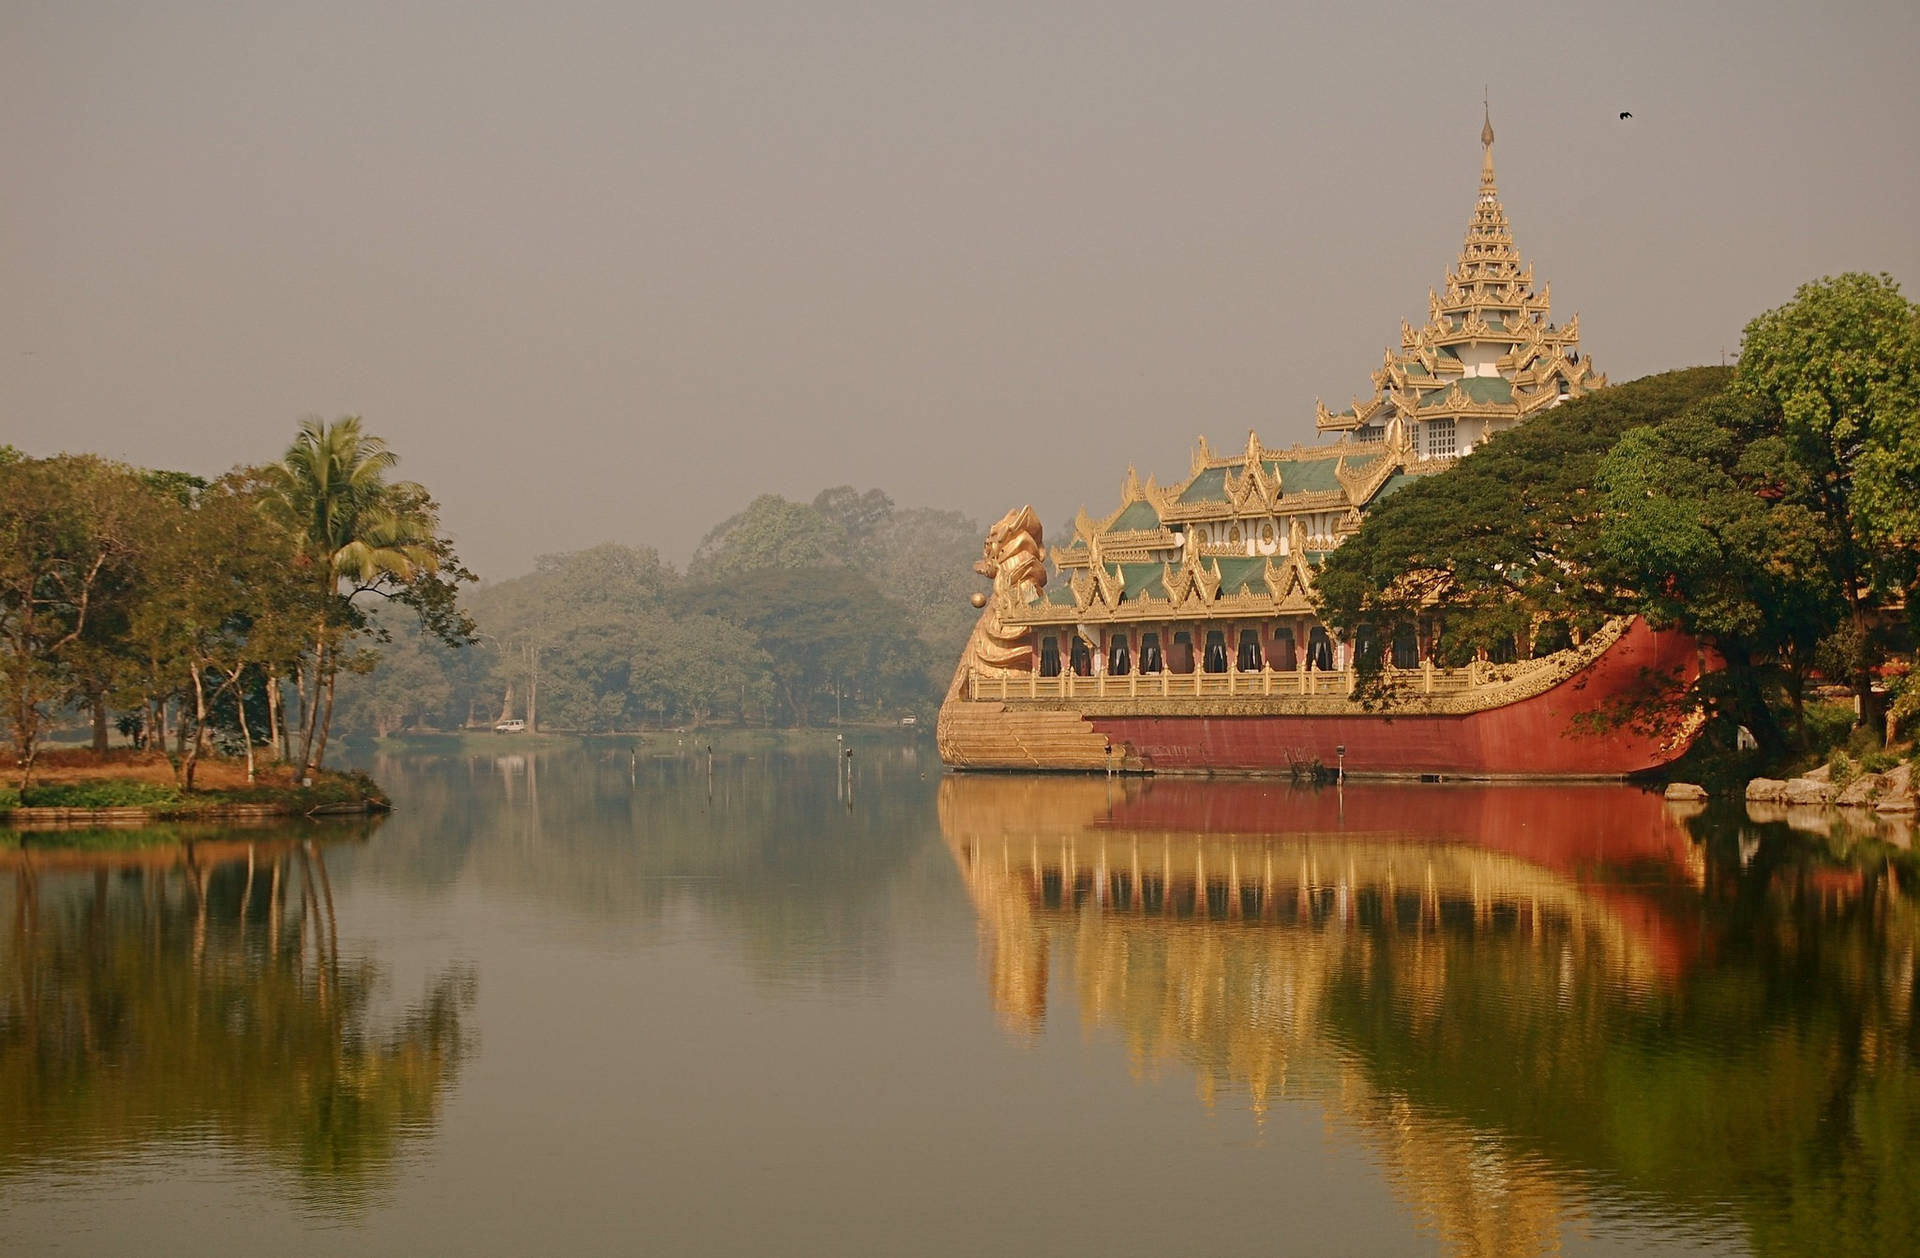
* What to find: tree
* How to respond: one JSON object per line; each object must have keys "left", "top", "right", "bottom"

{"left": 0, "top": 455, "right": 147, "bottom": 785}
{"left": 692, "top": 494, "right": 843, "bottom": 576}
{"left": 1732, "top": 273, "right": 1920, "bottom": 720}
{"left": 811, "top": 485, "right": 895, "bottom": 561}
{"left": 1316, "top": 367, "right": 1733, "bottom": 663}
{"left": 1594, "top": 396, "right": 1840, "bottom": 751}
{"left": 692, "top": 566, "right": 931, "bottom": 724}
{"left": 261, "top": 417, "right": 472, "bottom": 776}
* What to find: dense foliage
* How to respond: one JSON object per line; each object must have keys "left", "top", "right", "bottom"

{"left": 330, "top": 486, "right": 983, "bottom": 736}
{"left": 0, "top": 419, "right": 470, "bottom": 787}
{"left": 1317, "top": 273, "right": 1920, "bottom": 758}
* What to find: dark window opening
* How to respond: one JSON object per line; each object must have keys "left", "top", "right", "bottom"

{"left": 1108, "top": 635, "right": 1131, "bottom": 676}
{"left": 1392, "top": 628, "right": 1420, "bottom": 669}
{"left": 1140, "top": 633, "right": 1163, "bottom": 674}
{"left": 1203, "top": 630, "right": 1229, "bottom": 674}
{"left": 1308, "top": 626, "right": 1334, "bottom": 671}
{"left": 1038, "top": 636, "right": 1061, "bottom": 677}
{"left": 1237, "top": 629, "right": 1262, "bottom": 671}
{"left": 1070, "top": 637, "right": 1093, "bottom": 677}
{"left": 1355, "top": 624, "right": 1378, "bottom": 666}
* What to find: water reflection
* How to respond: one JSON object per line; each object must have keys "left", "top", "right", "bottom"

{"left": 351, "top": 742, "right": 942, "bottom": 990}
{"left": 940, "top": 776, "right": 1920, "bottom": 1258}
{"left": 0, "top": 827, "right": 475, "bottom": 1209}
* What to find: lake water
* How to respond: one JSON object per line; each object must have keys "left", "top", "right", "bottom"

{"left": 2, "top": 741, "right": 1916, "bottom": 1257}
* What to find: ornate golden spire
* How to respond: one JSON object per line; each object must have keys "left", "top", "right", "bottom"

{"left": 1481, "top": 101, "right": 1496, "bottom": 187}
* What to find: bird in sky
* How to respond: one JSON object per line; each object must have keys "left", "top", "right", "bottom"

{"left": 1619, "top": 111, "right": 1633, "bottom": 119}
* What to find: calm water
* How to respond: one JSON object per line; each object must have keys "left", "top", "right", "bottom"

{"left": 2, "top": 742, "right": 1916, "bottom": 1257}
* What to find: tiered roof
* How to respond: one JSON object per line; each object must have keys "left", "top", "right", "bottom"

{"left": 1316, "top": 107, "right": 1603, "bottom": 435}
{"left": 1003, "top": 111, "right": 1602, "bottom": 631}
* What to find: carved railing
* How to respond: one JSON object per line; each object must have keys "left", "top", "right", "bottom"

{"left": 962, "top": 619, "right": 1629, "bottom": 717}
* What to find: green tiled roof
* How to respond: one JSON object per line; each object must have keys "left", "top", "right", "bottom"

{"left": 1177, "top": 466, "right": 1229, "bottom": 504}
{"left": 1108, "top": 499, "right": 1161, "bottom": 533}
{"left": 1212, "top": 556, "right": 1269, "bottom": 596}
{"left": 1115, "top": 563, "right": 1165, "bottom": 601}
{"left": 1439, "top": 345, "right": 1461, "bottom": 360}
{"left": 1043, "top": 583, "right": 1076, "bottom": 606}
{"left": 1268, "top": 457, "right": 1341, "bottom": 494}
{"left": 1343, "top": 454, "right": 1386, "bottom": 480}
{"left": 1403, "top": 360, "right": 1430, "bottom": 378}
{"left": 1369, "top": 472, "right": 1420, "bottom": 503}
{"left": 1419, "top": 377, "right": 1514, "bottom": 409}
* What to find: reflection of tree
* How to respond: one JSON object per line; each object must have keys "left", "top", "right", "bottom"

{"left": 941, "top": 776, "right": 1920, "bottom": 1258}
{"left": 0, "top": 837, "right": 474, "bottom": 1208}
{"left": 354, "top": 744, "right": 940, "bottom": 991}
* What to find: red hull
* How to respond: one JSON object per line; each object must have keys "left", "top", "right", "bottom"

{"left": 1087, "top": 619, "right": 1703, "bottom": 778}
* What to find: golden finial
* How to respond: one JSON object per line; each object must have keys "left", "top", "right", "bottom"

{"left": 1480, "top": 98, "right": 1497, "bottom": 189}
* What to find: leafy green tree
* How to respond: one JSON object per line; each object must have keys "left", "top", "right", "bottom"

{"left": 812, "top": 485, "right": 895, "bottom": 561}
{"left": 0, "top": 455, "right": 149, "bottom": 785}
{"left": 1732, "top": 273, "right": 1920, "bottom": 719}
{"left": 261, "top": 417, "right": 472, "bottom": 775}
{"left": 693, "top": 565, "right": 931, "bottom": 724}
{"left": 693, "top": 494, "right": 843, "bottom": 575}
{"left": 870, "top": 505, "right": 983, "bottom": 671}
{"left": 1595, "top": 397, "right": 1840, "bottom": 750}
{"left": 1316, "top": 367, "right": 1732, "bottom": 663}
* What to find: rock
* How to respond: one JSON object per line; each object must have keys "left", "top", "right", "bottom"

{"left": 1836, "top": 774, "right": 1886, "bottom": 807}
{"left": 1664, "top": 782, "right": 1709, "bottom": 801}
{"left": 1885, "top": 762, "right": 1913, "bottom": 797}
{"left": 1746, "top": 778, "right": 1790, "bottom": 802}
{"left": 1784, "top": 777, "right": 1836, "bottom": 806}
{"left": 1875, "top": 763, "right": 1916, "bottom": 813}
{"left": 1804, "top": 762, "right": 1833, "bottom": 783}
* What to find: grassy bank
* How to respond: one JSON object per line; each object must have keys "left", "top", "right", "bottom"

{"left": 0, "top": 749, "right": 387, "bottom": 820}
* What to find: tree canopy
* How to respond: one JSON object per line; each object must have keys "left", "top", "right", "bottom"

{"left": 1316, "top": 272, "right": 1920, "bottom": 757}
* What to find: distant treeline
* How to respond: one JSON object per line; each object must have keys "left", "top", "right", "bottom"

{"left": 331, "top": 487, "right": 986, "bottom": 736}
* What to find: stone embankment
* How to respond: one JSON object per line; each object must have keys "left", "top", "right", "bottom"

{"left": 1743, "top": 762, "right": 1916, "bottom": 814}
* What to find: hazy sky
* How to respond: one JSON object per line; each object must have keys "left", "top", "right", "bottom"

{"left": 6, "top": 1, "right": 1917, "bottom": 580}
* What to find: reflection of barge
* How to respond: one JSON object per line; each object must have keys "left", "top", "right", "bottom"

{"left": 937, "top": 114, "right": 1703, "bottom": 778}
{"left": 936, "top": 775, "right": 1709, "bottom": 1255}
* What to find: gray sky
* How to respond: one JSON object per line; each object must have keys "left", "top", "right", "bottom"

{"left": 5, "top": 1, "right": 1917, "bottom": 580}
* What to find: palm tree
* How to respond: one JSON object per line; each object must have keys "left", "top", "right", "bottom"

{"left": 263, "top": 417, "right": 441, "bottom": 777}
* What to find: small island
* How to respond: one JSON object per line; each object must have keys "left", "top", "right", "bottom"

{"left": 0, "top": 749, "right": 387, "bottom": 828}
{"left": 2, "top": 418, "right": 469, "bottom": 825}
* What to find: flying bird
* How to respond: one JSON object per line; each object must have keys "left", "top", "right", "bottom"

{"left": 1619, "top": 111, "right": 1633, "bottom": 119}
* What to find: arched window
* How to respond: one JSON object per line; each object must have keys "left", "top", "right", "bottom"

{"left": 1070, "top": 637, "right": 1093, "bottom": 677}
{"left": 1038, "top": 636, "right": 1061, "bottom": 677}
{"left": 1140, "top": 633, "right": 1163, "bottom": 674}
{"left": 1237, "top": 629, "right": 1263, "bottom": 672}
{"left": 1203, "top": 630, "right": 1229, "bottom": 674}
{"left": 1308, "top": 626, "right": 1334, "bottom": 671}
{"left": 1391, "top": 627, "right": 1420, "bottom": 669}
{"left": 1108, "top": 634, "right": 1131, "bottom": 676}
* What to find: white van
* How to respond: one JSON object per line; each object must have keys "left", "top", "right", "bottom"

{"left": 494, "top": 719, "right": 527, "bottom": 733}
